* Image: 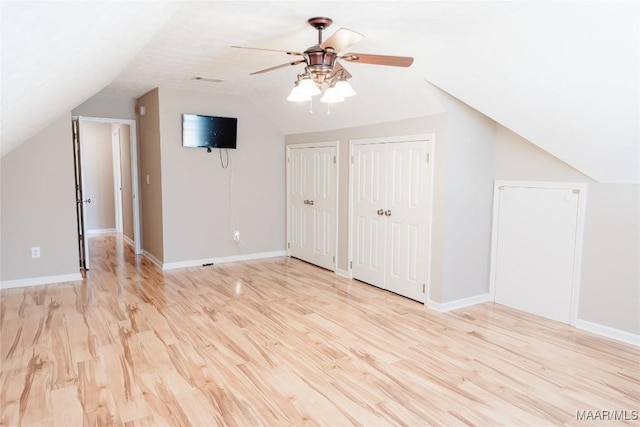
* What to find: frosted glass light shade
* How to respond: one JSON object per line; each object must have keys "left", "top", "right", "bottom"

{"left": 333, "top": 80, "right": 356, "bottom": 97}
{"left": 320, "top": 87, "right": 344, "bottom": 103}
{"left": 287, "top": 85, "right": 311, "bottom": 102}
{"left": 298, "top": 77, "right": 321, "bottom": 96}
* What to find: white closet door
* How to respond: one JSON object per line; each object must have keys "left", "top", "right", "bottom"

{"left": 289, "top": 145, "right": 337, "bottom": 270}
{"left": 352, "top": 144, "right": 387, "bottom": 288}
{"left": 290, "top": 148, "right": 313, "bottom": 261}
{"left": 493, "top": 186, "right": 581, "bottom": 324}
{"left": 385, "top": 141, "right": 428, "bottom": 302}
{"left": 351, "top": 140, "right": 430, "bottom": 302}
{"left": 308, "top": 147, "right": 337, "bottom": 270}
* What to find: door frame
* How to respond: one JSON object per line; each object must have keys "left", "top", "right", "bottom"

{"left": 348, "top": 133, "right": 435, "bottom": 302}
{"left": 488, "top": 180, "right": 588, "bottom": 325}
{"left": 111, "top": 128, "right": 124, "bottom": 234}
{"left": 77, "top": 116, "right": 142, "bottom": 255}
{"left": 286, "top": 141, "right": 339, "bottom": 271}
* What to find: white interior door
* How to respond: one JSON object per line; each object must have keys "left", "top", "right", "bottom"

{"left": 290, "top": 148, "right": 313, "bottom": 262}
{"left": 351, "top": 138, "right": 431, "bottom": 302}
{"left": 352, "top": 144, "right": 387, "bottom": 288}
{"left": 385, "top": 141, "right": 429, "bottom": 302}
{"left": 288, "top": 144, "right": 337, "bottom": 271}
{"left": 493, "top": 184, "right": 584, "bottom": 324}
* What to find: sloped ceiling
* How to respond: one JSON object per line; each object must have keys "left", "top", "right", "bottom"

{"left": 1, "top": 1, "right": 638, "bottom": 183}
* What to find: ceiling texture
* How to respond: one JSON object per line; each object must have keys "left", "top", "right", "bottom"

{"left": 1, "top": 1, "right": 638, "bottom": 183}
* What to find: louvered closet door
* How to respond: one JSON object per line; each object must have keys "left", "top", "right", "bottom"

{"left": 352, "top": 140, "right": 430, "bottom": 302}
{"left": 289, "top": 146, "right": 337, "bottom": 270}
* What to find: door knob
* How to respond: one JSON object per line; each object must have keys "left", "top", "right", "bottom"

{"left": 384, "top": 210, "right": 391, "bottom": 216}
{"left": 84, "top": 198, "right": 92, "bottom": 204}
{"left": 308, "top": 200, "right": 314, "bottom": 206}
{"left": 377, "top": 209, "right": 384, "bottom": 216}
{"left": 303, "top": 200, "right": 308, "bottom": 205}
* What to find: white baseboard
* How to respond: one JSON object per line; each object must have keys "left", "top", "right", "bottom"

{"left": 427, "top": 293, "right": 491, "bottom": 312}
{"left": 162, "top": 250, "right": 287, "bottom": 271}
{"left": 0, "top": 272, "right": 84, "bottom": 290}
{"left": 335, "top": 268, "right": 352, "bottom": 279}
{"left": 574, "top": 319, "right": 640, "bottom": 347}
{"left": 142, "top": 250, "right": 163, "bottom": 269}
{"left": 122, "top": 234, "right": 135, "bottom": 247}
{"left": 87, "top": 228, "right": 117, "bottom": 235}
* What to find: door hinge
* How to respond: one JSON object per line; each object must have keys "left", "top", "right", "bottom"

{"left": 572, "top": 189, "right": 581, "bottom": 194}
{"left": 350, "top": 261, "right": 353, "bottom": 269}
{"left": 287, "top": 242, "right": 291, "bottom": 249}
{"left": 422, "top": 284, "right": 426, "bottom": 293}
{"left": 332, "top": 256, "right": 335, "bottom": 264}
{"left": 426, "top": 153, "right": 430, "bottom": 163}
{"left": 351, "top": 155, "right": 354, "bottom": 164}
{"left": 333, "top": 156, "right": 336, "bottom": 164}
{"left": 287, "top": 157, "right": 290, "bottom": 164}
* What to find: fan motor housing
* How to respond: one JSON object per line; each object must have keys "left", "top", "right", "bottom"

{"left": 304, "top": 47, "right": 337, "bottom": 81}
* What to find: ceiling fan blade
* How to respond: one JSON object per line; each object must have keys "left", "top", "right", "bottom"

{"left": 342, "top": 53, "right": 414, "bottom": 67}
{"left": 250, "top": 59, "right": 306, "bottom": 75}
{"left": 231, "top": 45, "right": 303, "bottom": 56}
{"left": 320, "top": 28, "right": 364, "bottom": 52}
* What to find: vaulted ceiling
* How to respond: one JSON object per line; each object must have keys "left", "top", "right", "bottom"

{"left": 2, "top": 1, "right": 638, "bottom": 183}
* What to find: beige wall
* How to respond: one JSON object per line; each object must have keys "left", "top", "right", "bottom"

{"left": 286, "top": 95, "right": 497, "bottom": 306}
{"left": 286, "top": 115, "right": 448, "bottom": 273}
{"left": 495, "top": 125, "right": 640, "bottom": 335}
{"left": 73, "top": 94, "right": 137, "bottom": 120}
{"left": 156, "top": 88, "right": 286, "bottom": 263}
{"left": 0, "top": 113, "right": 79, "bottom": 281}
{"left": 81, "top": 122, "right": 115, "bottom": 231}
{"left": 117, "top": 124, "right": 135, "bottom": 241}
{"left": 137, "top": 89, "right": 164, "bottom": 262}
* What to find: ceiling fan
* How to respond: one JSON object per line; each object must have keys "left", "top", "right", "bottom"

{"left": 232, "top": 17, "right": 414, "bottom": 104}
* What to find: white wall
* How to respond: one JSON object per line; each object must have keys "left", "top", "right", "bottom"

{"left": 0, "top": 113, "right": 79, "bottom": 283}
{"left": 495, "top": 125, "right": 640, "bottom": 335}
{"left": 156, "top": 88, "right": 286, "bottom": 264}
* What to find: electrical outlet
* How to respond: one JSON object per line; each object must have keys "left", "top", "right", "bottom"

{"left": 31, "top": 247, "right": 41, "bottom": 258}
{"left": 233, "top": 231, "right": 240, "bottom": 242}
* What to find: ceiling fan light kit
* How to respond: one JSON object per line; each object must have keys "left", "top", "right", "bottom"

{"left": 234, "top": 17, "right": 414, "bottom": 113}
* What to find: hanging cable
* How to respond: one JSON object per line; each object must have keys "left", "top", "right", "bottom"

{"left": 219, "top": 147, "right": 230, "bottom": 169}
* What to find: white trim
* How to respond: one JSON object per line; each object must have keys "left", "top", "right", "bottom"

{"left": 87, "top": 228, "right": 117, "bottom": 235}
{"left": 348, "top": 133, "right": 435, "bottom": 304}
{"left": 1, "top": 273, "right": 84, "bottom": 290}
{"left": 162, "top": 250, "right": 287, "bottom": 271}
{"left": 574, "top": 319, "right": 640, "bottom": 347}
{"left": 427, "top": 293, "right": 491, "bottom": 312}
{"left": 142, "top": 250, "right": 163, "bottom": 269}
{"left": 111, "top": 128, "right": 123, "bottom": 234}
{"left": 488, "top": 180, "right": 588, "bottom": 326}
{"left": 335, "top": 268, "right": 352, "bottom": 279}
{"left": 122, "top": 234, "right": 135, "bottom": 248}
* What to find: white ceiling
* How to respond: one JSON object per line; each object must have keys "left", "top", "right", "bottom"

{"left": 1, "top": 1, "right": 638, "bottom": 183}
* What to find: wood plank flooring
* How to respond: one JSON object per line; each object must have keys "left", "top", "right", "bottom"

{"left": 1, "top": 234, "right": 639, "bottom": 426}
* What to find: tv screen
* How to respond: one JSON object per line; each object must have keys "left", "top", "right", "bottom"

{"left": 182, "top": 114, "right": 237, "bottom": 149}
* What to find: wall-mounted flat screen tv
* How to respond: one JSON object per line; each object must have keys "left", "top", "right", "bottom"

{"left": 182, "top": 113, "right": 237, "bottom": 149}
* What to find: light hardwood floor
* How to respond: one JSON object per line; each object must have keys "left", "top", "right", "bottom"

{"left": 1, "top": 235, "right": 638, "bottom": 426}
